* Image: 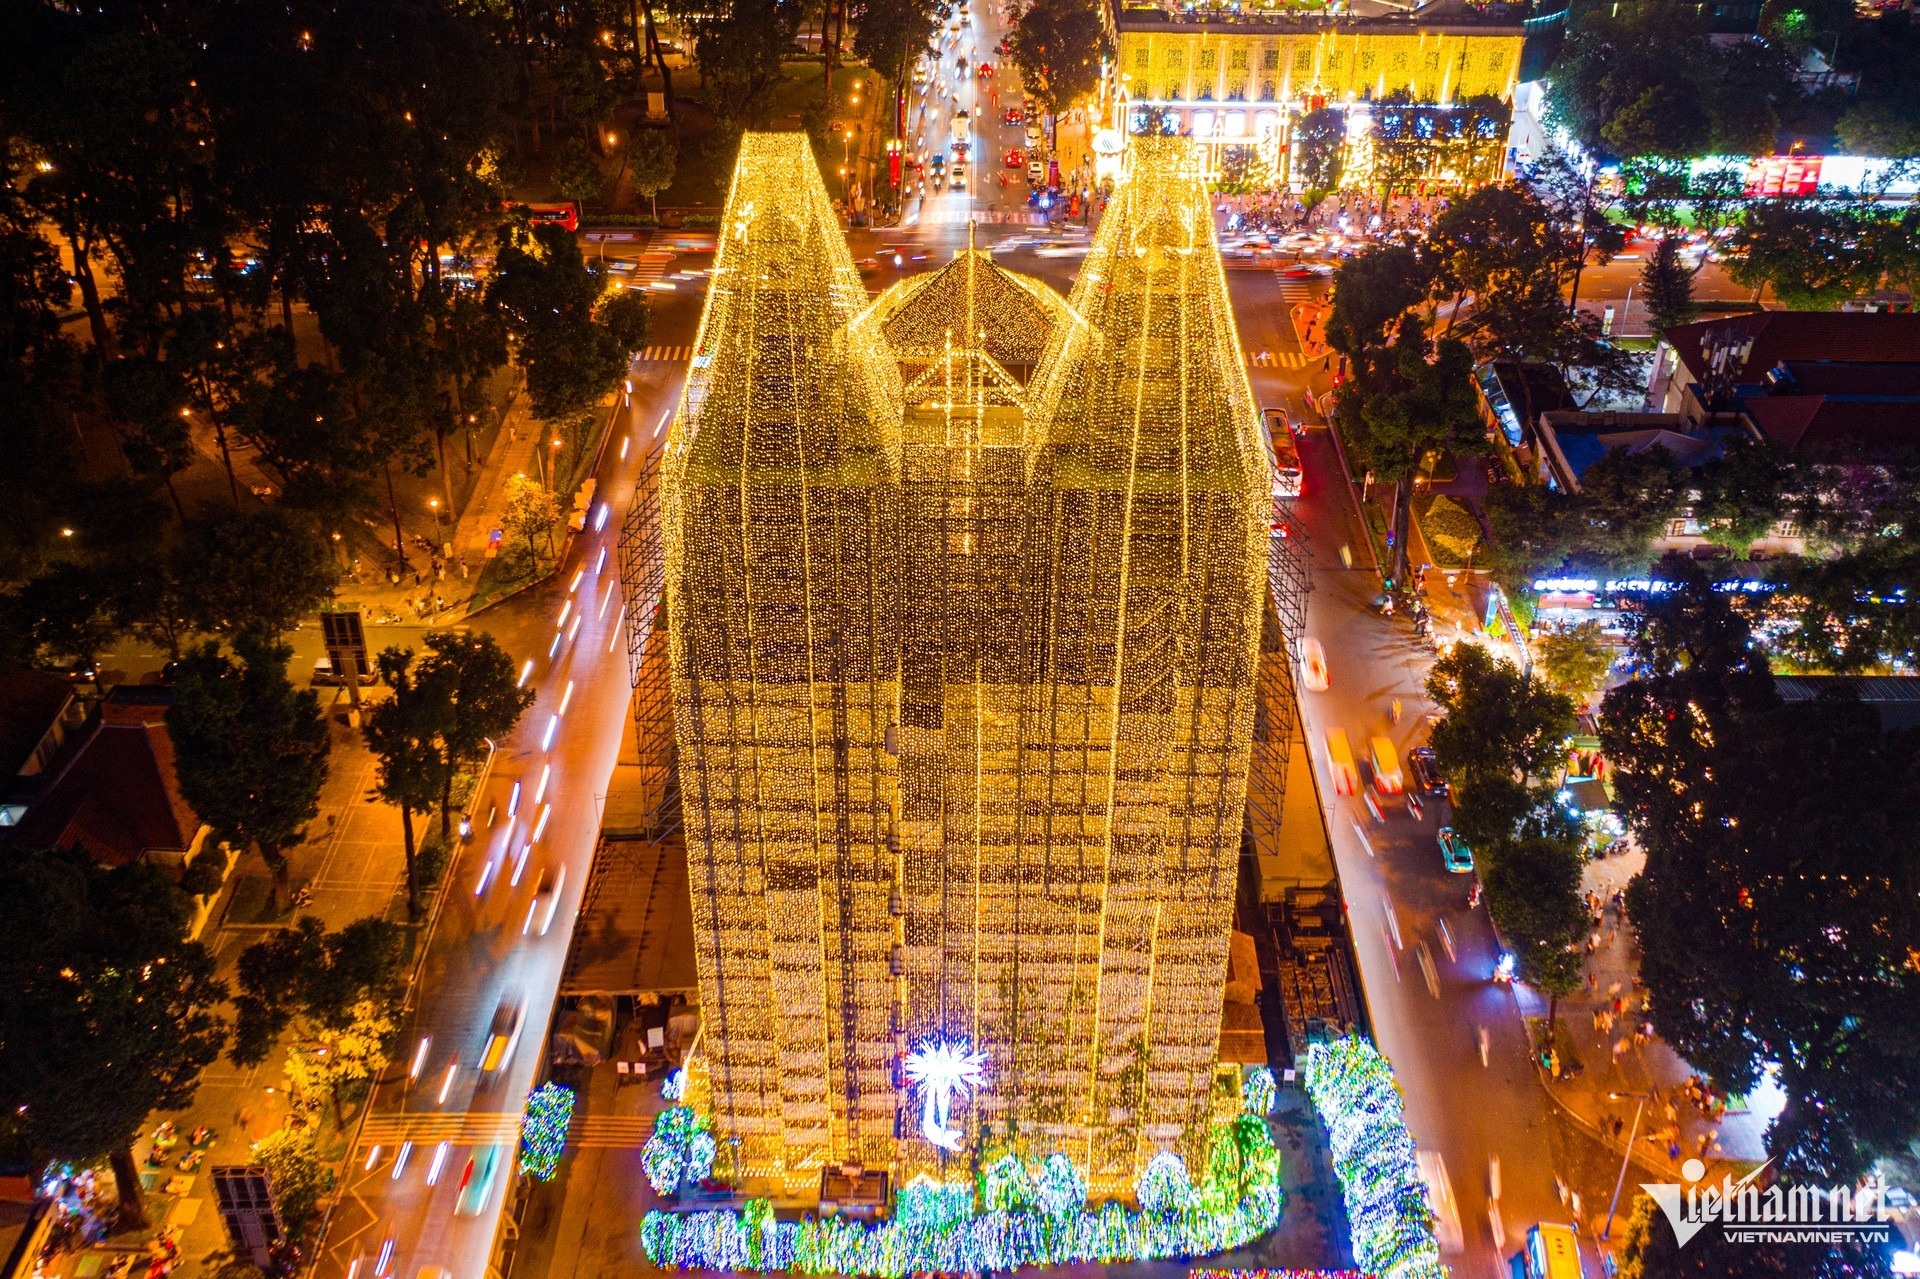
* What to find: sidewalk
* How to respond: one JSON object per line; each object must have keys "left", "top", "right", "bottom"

{"left": 1513, "top": 847, "right": 1772, "bottom": 1194}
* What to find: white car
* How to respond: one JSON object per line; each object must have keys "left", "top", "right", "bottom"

{"left": 950, "top": 162, "right": 967, "bottom": 190}
{"left": 523, "top": 865, "right": 567, "bottom": 936}
{"left": 1300, "top": 637, "right": 1329, "bottom": 692}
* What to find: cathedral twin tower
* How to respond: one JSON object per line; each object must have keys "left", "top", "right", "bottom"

{"left": 657, "top": 134, "right": 1275, "bottom": 1199}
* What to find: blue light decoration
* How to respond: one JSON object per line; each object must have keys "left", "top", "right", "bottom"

{"left": 663, "top": 1068, "right": 687, "bottom": 1102}
{"left": 643, "top": 1105, "right": 716, "bottom": 1196}
{"left": 900, "top": 1035, "right": 988, "bottom": 1152}
{"left": 1301, "top": 1036, "right": 1450, "bottom": 1279}
{"left": 517, "top": 1083, "right": 574, "bottom": 1181}
{"left": 1244, "top": 1066, "right": 1277, "bottom": 1117}
{"left": 640, "top": 1093, "right": 1284, "bottom": 1275}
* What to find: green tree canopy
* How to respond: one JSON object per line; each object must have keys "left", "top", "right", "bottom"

{"left": 0, "top": 849, "right": 228, "bottom": 1230}
{"left": 362, "top": 645, "right": 453, "bottom": 918}
{"left": 230, "top": 915, "right": 407, "bottom": 1067}
{"left": 167, "top": 630, "right": 331, "bottom": 902}
{"left": 1009, "top": 0, "right": 1112, "bottom": 119}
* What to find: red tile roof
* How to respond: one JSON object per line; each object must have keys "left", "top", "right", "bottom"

{"left": 1742, "top": 396, "right": 1920, "bottom": 454}
{"left": 1666, "top": 312, "right": 1920, "bottom": 386}
{"left": 7, "top": 693, "right": 203, "bottom": 866}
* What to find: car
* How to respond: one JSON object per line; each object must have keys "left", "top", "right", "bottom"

{"left": 311, "top": 656, "right": 378, "bottom": 687}
{"left": 956, "top": 56, "right": 967, "bottom": 74}
{"left": 454, "top": 1145, "right": 501, "bottom": 1216}
{"left": 479, "top": 996, "right": 524, "bottom": 1074}
{"left": 1026, "top": 159, "right": 1045, "bottom": 184}
{"left": 1004, "top": 148, "right": 1026, "bottom": 167}
{"left": 1416, "top": 1152, "right": 1466, "bottom": 1254}
{"left": 978, "top": 61, "right": 993, "bottom": 77}
{"left": 1437, "top": 826, "right": 1474, "bottom": 873}
{"left": 1282, "top": 262, "right": 1333, "bottom": 278}
{"left": 950, "top": 162, "right": 967, "bottom": 189}
{"left": 1003, "top": 106, "right": 1023, "bottom": 125}
{"left": 1409, "top": 745, "right": 1449, "bottom": 799}
{"left": 523, "top": 866, "right": 567, "bottom": 936}
{"left": 1369, "top": 736, "right": 1404, "bottom": 795}
{"left": 1300, "top": 637, "right": 1329, "bottom": 692}
{"left": 1025, "top": 124, "right": 1042, "bottom": 148}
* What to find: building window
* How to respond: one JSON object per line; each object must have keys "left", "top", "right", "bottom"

{"left": 1263, "top": 48, "right": 1279, "bottom": 70}
{"left": 1135, "top": 46, "right": 1150, "bottom": 70}
{"left": 1230, "top": 47, "right": 1247, "bottom": 70}
{"left": 1224, "top": 111, "right": 1247, "bottom": 137}
{"left": 1666, "top": 519, "right": 1690, "bottom": 538}
{"left": 1255, "top": 110, "right": 1280, "bottom": 136}
{"left": 1192, "top": 110, "right": 1215, "bottom": 136}
{"left": 1293, "top": 47, "right": 1312, "bottom": 74}
{"left": 1199, "top": 48, "right": 1217, "bottom": 72}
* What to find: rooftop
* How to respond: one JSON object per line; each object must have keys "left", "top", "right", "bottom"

{"left": 5, "top": 687, "right": 203, "bottom": 866}
{"left": 1664, "top": 311, "right": 1920, "bottom": 389}
{"left": 1114, "top": 0, "right": 1531, "bottom": 29}
{"left": 0, "top": 669, "right": 74, "bottom": 779}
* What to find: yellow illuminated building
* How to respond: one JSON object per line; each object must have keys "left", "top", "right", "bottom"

{"left": 659, "top": 134, "right": 1273, "bottom": 1199}
{"left": 1112, "top": 13, "right": 1525, "bottom": 184}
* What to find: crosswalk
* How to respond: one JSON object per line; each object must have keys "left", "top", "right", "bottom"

{"left": 1246, "top": 349, "right": 1311, "bottom": 369}
{"left": 637, "top": 345, "right": 694, "bottom": 364}
{"left": 1277, "top": 278, "right": 1319, "bottom": 302}
{"left": 629, "top": 251, "right": 676, "bottom": 284}
{"left": 354, "top": 1111, "right": 655, "bottom": 1151}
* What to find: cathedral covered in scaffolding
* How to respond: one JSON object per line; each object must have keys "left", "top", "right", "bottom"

{"left": 624, "top": 132, "right": 1304, "bottom": 1201}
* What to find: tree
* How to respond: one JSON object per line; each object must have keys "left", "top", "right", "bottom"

{"left": 1726, "top": 201, "right": 1879, "bottom": 310}
{"left": 551, "top": 137, "right": 606, "bottom": 205}
{"left": 689, "top": 0, "right": 800, "bottom": 128}
{"left": 0, "top": 849, "right": 228, "bottom": 1230}
{"left": 1575, "top": 444, "right": 1687, "bottom": 570}
{"left": 1292, "top": 108, "right": 1344, "bottom": 194}
{"left": 230, "top": 915, "right": 406, "bottom": 1067}
{"left": 362, "top": 644, "right": 454, "bottom": 917}
{"left": 1535, "top": 620, "right": 1611, "bottom": 699}
{"left": 1, "top": 563, "right": 121, "bottom": 691}
{"left": 1008, "top": 0, "right": 1112, "bottom": 120}
{"left": 1693, "top": 434, "right": 1790, "bottom": 551}
{"left": 625, "top": 128, "right": 678, "bottom": 216}
{"left": 1325, "top": 245, "right": 1432, "bottom": 366}
{"left": 179, "top": 507, "right": 338, "bottom": 637}
{"left": 249, "top": 1128, "right": 334, "bottom": 1243}
{"left": 413, "top": 631, "right": 535, "bottom": 832}
{"left": 282, "top": 999, "right": 395, "bottom": 1125}
{"left": 1480, "top": 481, "right": 1581, "bottom": 589}
{"left": 1481, "top": 832, "right": 1588, "bottom": 1029}
{"left": 1425, "top": 184, "right": 1566, "bottom": 356}
{"left": 501, "top": 472, "right": 564, "bottom": 571}
{"left": 1638, "top": 236, "right": 1697, "bottom": 335}
{"left": 1603, "top": 569, "right": 1920, "bottom": 1180}
{"left": 1426, "top": 643, "right": 1577, "bottom": 798}
{"left": 489, "top": 224, "right": 637, "bottom": 439}
{"left": 1334, "top": 319, "right": 1486, "bottom": 584}
{"left": 168, "top": 631, "right": 331, "bottom": 906}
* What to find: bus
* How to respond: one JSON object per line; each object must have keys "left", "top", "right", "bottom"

{"left": 510, "top": 201, "right": 579, "bottom": 232}
{"left": 1325, "top": 728, "right": 1359, "bottom": 796}
{"left": 1524, "top": 1223, "right": 1586, "bottom": 1279}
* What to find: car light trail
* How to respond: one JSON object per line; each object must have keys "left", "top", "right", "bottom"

{"left": 570, "top": 569, "right": 584, "bottom": 594}
{"left": 556, "top": 600, "right": 571, "bottom": 629}
{"left": 534, "top": 765, "right": 551, "bottom": 805}
{"left": 507, "top": 781, "right": 521, "bottom": 817}
{"left": 609, "top": 605, "right": 624, "bottom": 651}
{"left": 594, "top": 503, "right": 610, "bottom": 532}
{"left": 474, "top": 857, "right": 496, "bottom": 896}
{"left": 364, "top": 1145, "right": 383, "bottom": 1172}
{"left": 599, "top": 581, "right": 615, "bottom": 618}
{"left": 510, "top": 841, "right": 531, "bottom": 887}
{"left": 566, "top": 614, "right": 582, "bottom": 644}
{"left": 548, "top": 631, "right": 563, "bottom": 658}
{"left": 559, "top": 681, "right": 575, "bottom": 716}
{"left": 541, "top": 714, "right": 557, "bottom": 750}
{"left": 620, "top": 433, "right": 630, "bottom": 459}
{"left": 391, "top": 1141, "right": 412, "bottom": 1180}
{"left": 409, "top": 1037, "right": 431, "bottom": 1079}
{"left": 426, "top": 1141, "right": 451, "bottom": 1185}
{"left": 532, "top": 804, "right": 552, "bottom": 843}
{"left": 438, "top": 1062, "right": 458, "bottom": 1105}
{"left": 518, "top": 658, "right": 533, "bottom": 687}
{"left": 596, "top": 546, "right": 608, "bottom": 573}
{"left": 374, "top": 1238, "right": 394, "bottom": 1278}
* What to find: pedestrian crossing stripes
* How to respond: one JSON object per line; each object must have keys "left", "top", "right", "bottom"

{"left": 1246, "top": 349, "right": 1310, "bottom": 369}
{"left": 630, "top": 251, "right": 675, "bottom": 283}
{"left": 637, "top": 345, "right": 693, "bottom": 363}
{"left": 1278, "top": 280, "right": 1318, "bottom": 300}
{"left": 356, "top": 1112, "right": 520, "bottom": 1148}
{"left": 354, "top": 1111, "right": 655, "bottom": 1150}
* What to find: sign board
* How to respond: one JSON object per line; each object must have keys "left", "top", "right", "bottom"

{"left": 212, "top": 1165, "right": 283, "bottom": 1269}
{"left": 318, "top": 608, "right": 370, "bottom": 676}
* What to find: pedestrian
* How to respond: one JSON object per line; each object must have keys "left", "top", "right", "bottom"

{"left": 1612, "top": 1115, "right": 1624, "bottom": 1139}
{"left": 1391, "top": 698, "right": 1402, "bottom": 724}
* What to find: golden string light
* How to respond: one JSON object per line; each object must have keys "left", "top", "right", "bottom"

{"left": 659, "top": 133, "right": 1273, "bottom": 1199}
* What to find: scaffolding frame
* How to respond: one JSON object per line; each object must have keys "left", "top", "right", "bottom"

{"left": 1247, "top": 502, "right": 1312, "bottom": 851}
{"left": 618, "top": 436, "right": 675, "bottom": 817}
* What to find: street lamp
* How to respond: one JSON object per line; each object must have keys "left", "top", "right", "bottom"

{"left": 1601, "top": 1090, "right": 1654, "bottom": 1240}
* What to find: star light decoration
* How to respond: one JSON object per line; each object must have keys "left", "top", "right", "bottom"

{"left": 517, "top": 1083, "right": 574, "bottom": 1182}
{"left": 902, "top": 1036, "right": 988, "bottom": 1152}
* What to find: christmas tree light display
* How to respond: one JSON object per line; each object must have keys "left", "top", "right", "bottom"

{"left": 652, "top": 130, "right": 1277, "bottom": 1197}
{"left": 641, "top": 1097, "right": 1284, "bottom": 1276}
{"left": 1302, "top": 1037, "right": 1450, "bottom": 1279}
{"left": 644, "top": 1105, "right": 717, "bottom": 1196}
{"left": 518, "top": 1083, "right": 574, "bottom": 1181}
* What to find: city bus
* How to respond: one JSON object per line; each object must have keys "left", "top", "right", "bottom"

{"left": 1523, "top": 1223, "right": 1586, "bottom": 1279}
{"left": 508, "top": 201, "right": 579, "bottom": 232}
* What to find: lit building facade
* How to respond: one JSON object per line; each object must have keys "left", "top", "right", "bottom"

{"left": 1111, "top": 10, "right": 1525, "bottom": 186}
{"left": 659, "top": 133, "right": 1273, "bottom": 1199}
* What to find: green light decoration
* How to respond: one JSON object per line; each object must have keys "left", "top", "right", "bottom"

{"left": 1302, "top": 1037, "right": 1450, "bottom": 1279}
{"left": 640, "top": 1109, "right": 1284, "bottom": 1275}
{"left": 517, "top": 1083, "right": 574, "bottom": 1182}
{"left": 643, "top": 1105, "right": 716, "bottom": 1196}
